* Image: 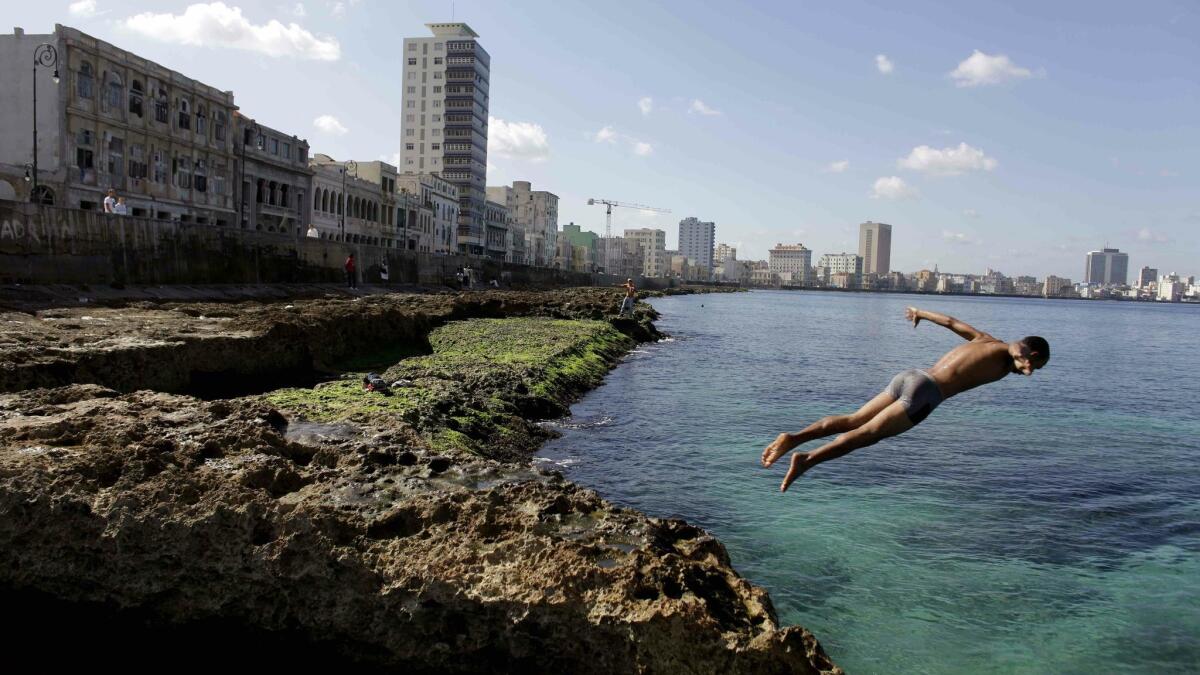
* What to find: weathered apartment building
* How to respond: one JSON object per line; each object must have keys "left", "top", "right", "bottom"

{"left": 1, "top": 25, "right": 239, "bottom": 222}
{"left": 396, "top": 172, "right": 458, "bottom": 254}
{"left": 486, "top": 180, "right": 558, "bottom": 267}
{"left": 235, "top": 113, "right": 311, "bottom": 235}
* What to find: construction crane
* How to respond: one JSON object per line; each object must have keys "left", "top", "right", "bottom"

{"left": 587, "top": 198, "right": 671, "bottom": 240}
{"left": 587, "top": 199, "right": 671, "bottom": 274}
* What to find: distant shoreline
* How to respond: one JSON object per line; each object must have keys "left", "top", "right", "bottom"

{"left": 744, "top": 284, "right": 1199, "bottom": 305}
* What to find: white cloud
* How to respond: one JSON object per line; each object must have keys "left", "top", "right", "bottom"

{"left": 69, "top": 0, "right": 100, "bottom": 18}
{"left": 875, "top": 54, "right": 894, "bottom": 74}
{"left": 950, "top": 50, "right": 1035, "bottom": 87}
{"left": 689, "top": 99, "right": 721, "bottom": 116}
{"left": 488, "top": 117, "right": 551, "bottom": 162}
{"left": 943, "top": 229, "right": 976, "bottom": 244}
{"left": 963, "top": 208, "right": 980, "bottom": 218}
{"left": 823, "top": 160, "right": 850, "bottom": 173}
{"left": 899, "top": 142, "right": 997, "bottom": 175}
{"left": 313, "top": 114, "right": 348, "bottom": 135}
{"left": 1137, "top": 227, "right": 1169, "bottom": 243}
{"left": 638, "top": 97, "right": 653, "bottom": 116}
{"left": 633, "top": 141, "right": 653, "bottom": 156}
{"left": 123, "top": 2, "right": 340, "bottom": 61}
{"left": 870, "top": 176, "right": 918, "bottom": 200}
{"left": 592, "top": 126, "right": 617, "bottom": 144}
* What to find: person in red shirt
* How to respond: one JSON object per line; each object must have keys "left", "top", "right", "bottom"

{"left": 344, "top": 253, "right": 357, "bottom": 289}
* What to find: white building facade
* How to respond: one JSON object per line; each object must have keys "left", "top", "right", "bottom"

{"left": 623, "top": 228, "right": 667, "bottom": 277}
{"left": 769, "top": 243, "right": 812, "bottom": 285}
{"left": 400, "top": 23, "right": 489, "bottom": 254}
{"left": 678, "top": 216, "right": 715, "bottom": 278}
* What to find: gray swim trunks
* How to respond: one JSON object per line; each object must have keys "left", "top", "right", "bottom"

{"left": 885, "top": 369, "right": 944, "bottom": 425}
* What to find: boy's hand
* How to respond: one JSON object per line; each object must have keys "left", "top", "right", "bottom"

{"left": 905, "top": 306, "right": 921, "bottom": 327}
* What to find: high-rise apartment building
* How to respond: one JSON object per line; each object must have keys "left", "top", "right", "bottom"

{"left": 769, "top": 243, "right": 812, "bottom": 284}
{"left": 623, "top": 228, "right": 667, "bottom": 277}
{"left": 1136, "top": 266, "right": 1158, "bottom": 288}
{"left": 400, "top": 23, "right": 490, "bottom": 255}
{"left": 1084, "top": 247, "right": 1129, "bottom": 286}
{"left": 858, "top": 221, "right": 892, "bottom": 275}
{"left": 678, "top": 217, "right": 715, "bottom": 277}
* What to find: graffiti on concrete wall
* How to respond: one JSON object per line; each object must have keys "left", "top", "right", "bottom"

{"left": 0, "top": 215, "right": 77, "bottom": 246}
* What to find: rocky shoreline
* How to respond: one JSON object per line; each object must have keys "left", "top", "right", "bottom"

{"left": 0, "top": 287, "right": 840, "bottom": 674}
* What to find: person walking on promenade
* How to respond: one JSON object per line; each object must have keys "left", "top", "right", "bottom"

{"left": 114, "top": 196, "right": 128, "bottom": 215}
{"left": 617, "top": 278, "right": 637, "bottom": 317}
{"left": 344, "top": 253, "right": 357, "bottom": 289}
{"left": 103, "top": 188, "right": 117, "bottom": 213}
{"left": 761, "top": 306, "right": 1049, "bottom": 492}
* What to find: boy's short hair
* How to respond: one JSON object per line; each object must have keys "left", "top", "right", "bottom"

{"left": 1020, "top": 336, "right": 1050, "bottom": 364}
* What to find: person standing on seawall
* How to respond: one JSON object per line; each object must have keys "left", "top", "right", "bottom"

{"left": 103, "top": 188, "right": 117, "bottom": 213}
{"left": 761, "top": 306, "right": 1049, "bottom": 491}
{"left": 114, "top": 197, "right": 128, "bottom": 215}
{"left": 344, "top": 253, "right": 357, "bottom": 289}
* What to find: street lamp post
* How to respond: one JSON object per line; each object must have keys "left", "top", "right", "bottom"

{"left": 340, "top": 160, "right": 357, "bottom": 241}
{"left": 31, "top": 43, "right": 59, "bottom": 204}
{"left": 238, "top": 120, "right": 260, "bottom": 228}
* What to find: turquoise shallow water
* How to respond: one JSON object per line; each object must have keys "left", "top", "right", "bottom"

{"left": 539, "top": 291, "right": 1200, "bottom": 674}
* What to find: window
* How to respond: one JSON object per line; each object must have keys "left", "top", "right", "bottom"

{"left": 214, "top": 111, "right": 226, "bottom": 141}
{"left": 407, "top": 43, "right": 417, "bottom": 51}
{"left": 257, "top": 133, "right": 266, "bottom": 149}
{"left": 433, "top": 86, "right": 442, "bottom": 93}
{"left": 153, "top": 150, "right": 166, "bottom": 183}
{"left": 283, "top": 142, "right": 291, "bottom": 159}
{"left": 432, "top": 129, "right": 441, "bottom": 136}
{"left": 129, "top": 80, "right": 144, "bottom": 117}
{"left": 104, "top": 71, "right": 123, "bottom": 112}
{"left": 75, "top": 146, "right": 94, "bottom": 180}
{"left": 431, "top": 143, "right": 440, "bottom": 150}
{"left": 107, "top": 137, "right": 124, "bottom": 177}
{"left": 433, "top": 72, "right": 442, "bottom": 79}
{"left": 405, "top": 143, "right": 414, "bottom": 150}
{"left": 194, "top": 159, "right": 207, "bottom": 192}
{"left": 177, "top": 99, "right": 191, "bottom": 130}
{"left": 433, "top": 115, "right": 441, "bottom": 122}
{"left": 407, "top": 58, "right": 417, "bottom": 65}
{"left": 298, "top": 147, "right": 306, "bottom": 163}
{"left": 406, "top": 129, "right": 414, "bottom": 136}
{"left": 434, "top": 57, "right": 443, "bottom": 65}
{"left": 77, "top": 62, "right": 94, "bottom": 99}
{"left": 433, "top": 101, "right": 441, "bottom": 108}
{"left": 154, "top": 87, "right": 168, "bottom": 123}
{"left": 406, "top": 101, "right": 415, "bottom": 108}
{"left": 128, "top": 143, "right": 147, "bottom": 179}
{"left": 407, "top": 71, "right": 415, "bottom": 79}
{"left": 434, "top": 42, "right": 443, "bottom": 50}
{"left": 196, "top": 105, "right": 207, "bottom": 135}
{"left": 270, "top": 138, "right": 279, "bottom": 155}
{"left": 173, "top": 156, "right": 191, "bottom": 188}
{"left": 213, "top": 162, "right": 226, "bottom": 195}
{"left": 407, "top": 86, "right": 416, "bottom": 94}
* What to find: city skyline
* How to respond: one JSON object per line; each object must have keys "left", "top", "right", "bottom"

{"left": 3, "top": 1, "right": 1197, "bottom": 278}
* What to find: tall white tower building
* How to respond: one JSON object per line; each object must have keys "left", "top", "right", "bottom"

{"left": 858, "top": 221, "right": 892, "bottom": 275}
{"left": 678, "top": 217, "right": 715, "bottom": 277}
{"left": 400, "top": 23, "right": 490, "bottom": 255}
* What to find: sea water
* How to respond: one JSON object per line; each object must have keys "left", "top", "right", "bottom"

{"left": 538, "top": 290, "right": 1200, "bottom": 674}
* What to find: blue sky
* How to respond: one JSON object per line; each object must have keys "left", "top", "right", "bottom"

{"left": 19, "top": 0, "right": 1199, "bottom": 277}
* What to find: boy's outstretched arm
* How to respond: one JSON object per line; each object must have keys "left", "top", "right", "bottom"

{"left": 905, "top": 306, "right": 994, "bottom": 341}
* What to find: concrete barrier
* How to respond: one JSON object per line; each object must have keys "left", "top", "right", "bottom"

{"left": 0, "top": 200, "right": 595, "bottom": 287}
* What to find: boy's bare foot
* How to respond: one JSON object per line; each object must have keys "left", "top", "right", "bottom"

{"left": 761, "top": 432, "right": 796, "bottom": 467}
{"left": 780, "top": 452, "right": 812, "bottom": 492}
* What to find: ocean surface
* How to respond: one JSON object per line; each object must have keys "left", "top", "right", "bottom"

{"left": 538, "top": 290, "right": 1200, "bottom": 674}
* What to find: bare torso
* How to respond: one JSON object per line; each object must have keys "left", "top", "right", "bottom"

{"left": 926, "top": 339, "right": 1013, "bottom": 398}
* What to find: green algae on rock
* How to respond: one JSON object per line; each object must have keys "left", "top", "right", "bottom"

{"left": 265, "top": 318, "right": 634, "bottom": 462}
